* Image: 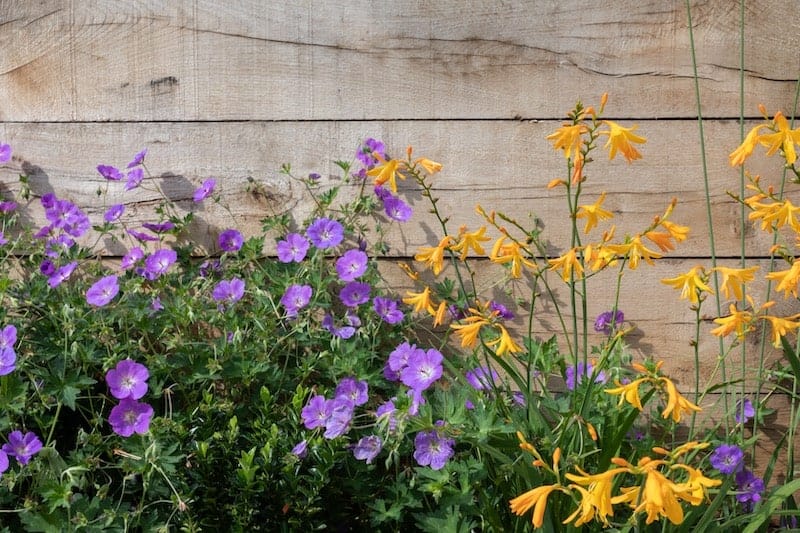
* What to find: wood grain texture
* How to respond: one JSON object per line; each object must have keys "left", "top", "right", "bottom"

{"left": 0, "top": 1, "right": 796, "bottom": 121}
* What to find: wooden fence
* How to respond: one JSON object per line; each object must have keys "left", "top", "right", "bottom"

{"left": 1, "top": 1, "right": 799, "bottom": 392}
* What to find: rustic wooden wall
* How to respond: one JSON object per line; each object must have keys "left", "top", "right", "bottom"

{"left": 1, "top": 1, "right": 799, "bottom": 392}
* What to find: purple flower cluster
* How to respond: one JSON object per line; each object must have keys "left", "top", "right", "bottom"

{"left": 105, "top": 359, "right": 154, "bottom": 437}
{"left": 0, "top": 430, "right": 43, "bottom": 475}
{"left": 37, "top": 193, "right": 90, "bottom": 253}
{"left": 594, "top": 309, "right": 624, "bottom": 334}
{"left": 708, "top": 443, "right": 764, "bottom": 510}
{"left": 97, "top": 148, "right": 147, "bottom": 191}
{"left": 0, "top": 325, "right": 17, "bottom": 375}
{"left": 565, "top": 361, "right": 607, "bottom": 391}
{"left": 374, "top": 186, "right": 412, "bottom": 223}
{"left": 300, "top": 377, "right": 369, "bottom": 439}
{"left": 356, "top": 138, "right": 386, "bottom": 168}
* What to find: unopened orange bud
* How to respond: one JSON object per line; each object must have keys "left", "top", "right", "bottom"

{"left": 547, "top": 178, "right": 566, "bottom": 189}
{"left": 406, "top": 146, "right": 413, "bottom": 159}
{"left": 532, "top": 459, "right": 545, "bottom": 467}
{"left": 652, "top": 446, "right": 669, "bottom": 456}
{"left": 758, "top": 103, "right": 767, "bottom": 118}
{"left": 586, "top": 422, "right": 598, "bottom": 441}
{"left": 600, "top": 92, "right": 609, "bottom": 111}
{"left": 553, "top": 447, "right": 562, "bottom": 469}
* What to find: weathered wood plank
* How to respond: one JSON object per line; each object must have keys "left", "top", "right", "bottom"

{"left": 0, "top": 119, "right": 790, "bottom": 257}
{"left": 0, "top": 1, "right": 796, "bottom": 121}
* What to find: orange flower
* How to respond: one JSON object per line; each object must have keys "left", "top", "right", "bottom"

{"left": 547, "top": 247, "right": 584, "bottom": 282}
{"left": 450, "top": 314, "right": 491, "bottom": 348}
{"left": 450, "top": 226, "right": 491, "bottom": 260}
{"left": 403, "top": 287, "right": 435, "bottom": 315}
{"left": 765, "top": 260, "right": 800, "bottom": 299}
{"left": 658, "top": 376, "right": 702, "bottom": 423}
{"left": 661, "top": 266, "right": 714, "bottom": 306}
{"left": 490, "top": 236, "right": 536, "bottom": 278}
{"left": 486, "top": 324, "right": 523, "bottom": 356}
{"left": 710, "top": 303, "right": 754, "bottom": 339}
{"left": 599, "top": 120, "right": 646, "bottom": 162}
{"left": 714, "top": 265, "right": 759, "bottom": 301}
{"left": 366, "top": 157, "right": 404, "bottom": 193}
{"left": 760, "top": 111, "right": 800, "bottom": 165}
{"left": 761, "top": 313, "right": 800, "bottom": 347}
{"left": 576, "top": 192, "right": 614, "bottom": 234}
{"left": 546, "top": 123, "right": 589, "bottom": 161}
{"left": 607, "top": 236, "right": 662, "bottom": 270}
{"left": 414, "top": 157, "right": 442, "bottom": 174}
{"left": 729, "top": 124, "right": 767, "bottom": 166}
{"left": 414, "top": 236, "right": 454, "bottom": 275}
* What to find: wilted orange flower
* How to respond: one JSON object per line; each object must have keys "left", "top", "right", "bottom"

{"left": 414, "top": 157, "right": 442, "bottom": 174}
{"left": 599, "top": 120, "right": 646, "bottom": 162}
{"left": 576, "top": 192, "right": 614, "bottom": 234}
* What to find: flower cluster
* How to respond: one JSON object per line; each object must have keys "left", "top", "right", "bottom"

{"left": 105, "top": 359, "right": 154, "bottom": 437}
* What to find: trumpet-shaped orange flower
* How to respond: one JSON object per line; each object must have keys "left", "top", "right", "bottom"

{"left": 661, "top": 266, "right": 714, "bottom": 306}
{"left": 748, "top": 198, "right": 800, "bottom": 233}
{"left": 605, "top": 378, "right": 649, "bottom": 411}
{"left": 576, "top": 192, "right": 614, "bottom": 234}
{"left": 486, "top": 324, "right": 523, "bottom": 356}
{"left": 564, "top": 466, "right": 629, "bottom": 526}
{"left": 490, "top": 236, "right": 536, "bottom": 278}
{"left": 714, "top": 265, "right": 759, "bottom": 301}
{"left": 671, "top": 464, "right": 721, "bottom": 505}
{"left": 637, "top": 461, "right": 686, "bottom": 525}
{"left": 759, "top": 111, "right": 800, "bottom": 165}
{"left": 546, "top": 123, "right": 589, "bottom": 161}
{"left": 403, "top": 287, "right": 435, "bottom": 315}
{"left": 658, "top": 376, "right": 702, "bottom": 423}
{"left": 710, "top": 303, "right": 754, "bottom": 339}
{"left": 765, "top": 260, "right": 800, "bottom": 299}
{"left": 414, "top": 156, "right": 442, "bottom": 174}
{"left": 600, "top": 120, "right": 646, "bottom": 162}
{"left": 729, "top": 124, "right": 767, "bottom": 166}
{"left": 547, "top": 247, "right": 584, "bottom": 282}
{"left": 510, "top": 484, "right": 566, "bottom": 528}
{"left": 414, "top": 236, "right": 454, "bottom": 275}
{"left": 660, "top": 220, "right": 690, "bottom": 242}
{"left": 367, "top": 157, "right": 403, "bottom": 193}
{"left": 450, "top": 226, "right": 491, "bottom": 260}
{"left": 450, "top": 314, "right": 491, "bottom": 348}
{"left": 761, "top": 313, "right": 800, "bottom": 347}
{"left": 608, "top": 236, "right": 662, "bottom": 270}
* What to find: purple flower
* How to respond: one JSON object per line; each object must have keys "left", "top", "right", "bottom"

{"left": 376, "top": 400, "right": 397, "bottom": 432}
{"left": 594, "top": 310, "right": 624, "bottom": 334}
{"left": 104, "top": 204, "right": 125, "bottom": 223}
{"left": 48, "top": 261, "right": 78, "bottom": 288}
{"left": 124, "top": 167, "right": 144, "bottom": 191}
{"left": 383, "top": 363, "right": 401, "bottom": 382}
{"left": 0, "top": 325, "right": 16, "bottom": 353}
{"left": 735, "top": 398, "right": 755, "bottom": 424}
{"left": 2, "top": 431, "right": 42, "bottom": 465}
{"left": 301, "top": 395, "right": 333, "bottom": 430}
{"left": 212, "top": 278, "right": 245, "bottom": 305}
{"left": 86, "top": 275, "right": 120, "bottom": 307}
{"left": 0, "top": 450, "right": 8, "bottom": 476}
{"left": 388, "top": 342, "right": 422, "bottom": 373}
{"left": 106, "top": 359, "right": 149, "bottom": 400}
{"left": 306, "top": 218, "right": 344, "bottom": 249}
{"left": 339, "top": 281, "right": 370, "bottom": 307}
{"left": 198, "top": 259, "right": 221, "bottom": 277}
{"left": 0, "top": 201, "right": 17, "bottom": 213}
{"left": 276, "top": 233, "right": 310, "bottom": 263}
{"left": 335, "top": 377, "right": 369, "bottom": 406}
{"left": 335, "top": 249, "right": 368, "bottom": 281}
{"left": 565, "top": 361, "right": 606, "bottom": 391}
{"left": 127, "top": 148, "right": 147, "bottom": 168}
{"left": 280, "top": 284, "right": 312, "bottom": 317}
{"left": 45, "top": 199, "right": 89, "bottom": 238}
{"left": 322, "top": 313, "right": 357, "bottom": 339}
{"left": 291, "top": 440, "right": 308, "bottom": 459}
{"left": 193, "top": 178, "right": 216, "bottom": 202}
{"left": 151, "top": 297, "right": 163, "bottom": 312}
{"left": 127, "top": 229, "right": 159, "bottom": 243}
{"left": 353, "top": 435, "right": 382, "bottom": 464}
{"left": 97, "top": 164, "right": 123, "bottom": 181}
{"left": 401, "top": 348, "right": 443, "bottom": 391}
{"left": 143, "top": 249, "right": 177, "bottom": 279}
{"left": 0, "top": 346, "right": 15, "bottom": 376}
{"left": 218, "top": 229, "right": 243, "bottom": 253}
{"left": 142, "top": 221, "right": 175, "bottom": 233}
{"left": 709, "top": 444, "right": 744, "bottom": 475}
{"left": 121, "top": 247, "right": 144, "bottom": 270}
{"left": 323, "top": 399, "right": 354, "bottom": 439}
{"left": 465, "top": 366, "right": 499, "bottom": 391}
{"left": 39, "top": 260, "right": 56, "bottom": 276}
{"left": 373, "top": 296, "right": 404, "bottom": 324}
{"left": 0, "top": 144, "right": 11, "bottom": 164}
{"left": 735, "top": 469, "right": 764, "bottom": 509}
{"left": 489, "top": 301, "right": 515, "bottom": 320}
{"left": 407, "top": 388, "right": 425, "bottom": 416}
{"left": 41, "top": 193, "right": 56, "bottom": 209}
{"left": 45, "top": 234, "right": 75, "bottom": 258}
{"left": 356, "top": 138, "right": 386, "bottom": 167}
{"left": 108, "top": 398, "right": 154, "bottom": 437}
{"left": 413, "top": 430, "right": 455, "bottom": 470}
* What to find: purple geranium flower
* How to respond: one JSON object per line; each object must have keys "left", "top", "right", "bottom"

{"left": 39, "top": 260, "right": 56, "bottom": 276}
{"left": 0, "top": 347, "right": 15, "bottom": 376}
{"left": 709, "top": 444, "right": 744, "bottom": 475}
{"left": 97, "top": 164, "right": 123, "bottom": 181}
{"left": 401, "top": 348, "right": 443, "bottom": 392}
{"left": 143, "top": 249, "right": 177, "bottom": 279}
{"left": 280, "top": 284, "right": 312, "bottom": 317}
{"left": 735, "top": 469, "right": 764, "bottom": 509}
{"left": 306, "top": 217, "right": 344, "bottom": 249}
{"left": 106, "top": 359, "right": 149, "bottom": 400}
{"left": 108, "top": 398, "right": 154, "bottom": 437}
{"left": 193, "top": 178, "right": 216, "bottom": 202}
{"left": 121, "top": 247, "right": 144, "bottom": 270}
{"left": 413, "top": 430, "right": 455, "bottom": 470}
{"left": 127, "top": 148, "right": 147, "bottom": 168}
{"left": 335, "top": 249, "right": 368, "bottom": 281}
{"left": 86, "top": 275, "right": 120, "bottom": 307}
{"left": 335, "top": 377, "right": 368, "bottom": 407}
{"left": 465, "top": 366, "right": 499, "bottom": 391}
{"left": 735, "top": 398, "right": 755, "bottom": 424}
{"left": 301, "top": 395, "right": 332, "bottom": 430}
{"left": 489, "top": 301, "right": 515, "bottom": 320}
{"left": 124, "top": 167, "right": 144, "bottom": 191}
{"left": 142, "top": 221, "right": 175, "bottom": 233}
{"left": 565, "top": 361, "right": 606, "bottom": 391}
{"left": 373, "top": 296, "right": 404, "bottom": 324}
{"left": 594, "top": 310, "right": 624, "bottom": 334}
{"left": 127, "top": 228, "right": 159, "bottom": 243}
{"left": 276, "top": 233, "right": 310, "bottom": 263}
{"left": 376, "top": 400, "right": 398, "bottom": 432}
{"left": 0, "top": 450, "right": 8, "bottom": 477}
{"left": 48, "top": 261, "right": 78, "bottom": 288}
{"left": 384, "top": 196, "right": 413, "bottom": 222}
{"left": 212, "top": 278, "right": 245, "bottom": 305}
{"left": 0, "top": 201, "right": 17, "bottom": 213}
{"left": 291, "top": 440, "right": 308, "bottom": 459}
{"left": 322, "top": 313, "right": 357, "bottom": 339}
{"left": 388, "top": 342, "right": 422, "bottom": 373}
{"left": 0, "top": 144, "right": 11, "bottom": 164}
{"left": 356, "top": 138, "right": 386, "bottom": 167}
{"left": 339, "top": 281, "right": 370, "bottom": 307}
{"left": 2, "top": 431, "right": 42, "bottom": 465}
{"left": 218, "top": 229, "right": 243, "bottom": 253}
{"left": 353, "top": 435, "right": 383, "bottom": 464}
{"left": 104, "top": 204, "right": 125, "bottom": 223}
{"left": 0, "top": 325, "right": 16, "bottom": 353}
{"left": 323, "top": 398, "right": 354, "bottom": 439}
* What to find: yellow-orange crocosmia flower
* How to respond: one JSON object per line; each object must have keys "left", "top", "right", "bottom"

{"left": 432, "top": 300, "right": 448, "bottom": 327}
{"left": 605, "top": 378, "right": 649, "bottom": 411}
{"left": 414, "top": 156, "right": 442, "bottom": 174}
{"left": 564, "top": 466, "right": 629, "bottom": 527}
{"left": 636, "top": 459, "right": 686, "bottom": 525}
{"left": 414, "top": 236, "right": 453, "bottom": 275}
{"left": 403, "top": 287, "right": 435, "bottom": 315}
{"left": 660, "top": 220, "right": 690, "bottom": 243}
{"left": 761, "top": 313, "right": 800, "bottom": 347}
{"left": 450, "top": 226, "right": 491, "bottom": 260}
{"left": 710, "top": 303, "right": 754, "bottom": 339}
{"left": 366, "top": 157, "right": 404, "bottom": 193}
{"left": 645, "top": 230, "right": 677, "bottom": 252}
{"left": 600, "top": 120, "right": 646, "bottom": 162}
{"left": 661, "top": 266, "right": 714, "bottom": 306}
{"left": 576, "top": 192, "right": 614, "bottom": 234}
{"left": 765, "top": 259, "right": 800, "bottom": 299}
{"left": 760, "top": 111, "right": 800, "bottom": 165}
{"left": 509, "top": 484, "right": 567, "bottom": 528}
{"left": 713, "top": 265, "right": 759, "bottom": 301}
{"left": 729, "top": 124, "right": 767, "bottom": 166}
{"left": 658, "top": 377, "right": 702, "bottom": 423}
{"left": 748, "top": 198, "right": 800, "bottom": 233}
{"left": 607, "top": 236, "right": 662, "bottom": 270}
{"left": 450, "top": 314, "right": 491, "bottom": 348}
{"left": 546, "top": 123, "right": 589, "bottom": 161}
{"left": 547, "top": 247, "right": 584, "bottom": 282}
{"left": 670, "top": 464, "right": 721, "bottom": 505}
{"left": 490, "top": 236, "right": 536, "bottom": 278}
{"left": 486, "top": 324, "right": 522, "bottom": 356}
